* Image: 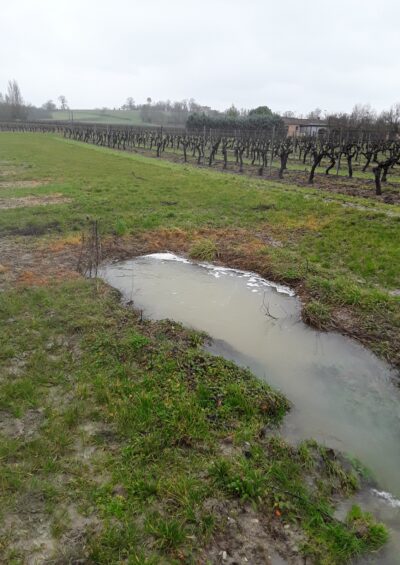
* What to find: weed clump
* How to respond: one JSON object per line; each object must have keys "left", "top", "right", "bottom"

{"left": 189, "top": 239, "right": 218, "bottom": 262}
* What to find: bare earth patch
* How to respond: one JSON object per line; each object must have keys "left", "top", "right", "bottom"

{"left": 0, "top": 237, "right": 79, "bottom": 288}
{"left": 1, "top": 502, "right": 100, "bottom": 564}
{"left": 0, "top": 180, "right": 51, "bottom": 189}
{"left": 0, "top": 409, "right": 44, "bottom": 439}
{"left": 0, "top": 194, "right": 71, "bottom": 209}
{"left": 201, "top": 499, "right": 304, "bottom": 564}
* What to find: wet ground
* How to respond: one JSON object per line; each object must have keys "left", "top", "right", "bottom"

{"left": 100, "top": 253, "right": 400, "bottom": 564}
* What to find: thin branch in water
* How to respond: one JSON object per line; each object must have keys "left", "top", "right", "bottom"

{"left": 261, "top": 291, "right": 279, "bottom": 320}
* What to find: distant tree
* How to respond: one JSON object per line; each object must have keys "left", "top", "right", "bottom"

{"left": 42, "top": 100, "right": 57, "bottom": 111}
{"left": 146, "top": 97, "right": 152, "bottom": 105}
{"left": 248, "top": 105, "right": 272, "bottom": 117}
{"left": 58, "top": 95, "right": 68, "bottom": 110}
{"left": 6, "top": 79, "right": 23, "bottom": 106}
{"left": 5, "top": 79, "right": 25, "bottom": 119}
{"left": 350, "top": 104, "right": 376, "bottom": 127}
{"left": 225, "top": 104, "right": 240, "bottom": 118}
{"left": 0, "top": 91, "right": 12, "bottom": 120}
{"left": 187, "top": 109, "right": 284, "bottom": 133}
{"left": 282, "top": 110, "right": 296, "bottom": 118}
{"left": 307, "top": 108, "right": 323, "bottom": 120}
{"left": 125, "top": 97, "right": 135, "bottom": 110}
{"left": 379, "top": 103, "right": 400, "bottom": 137}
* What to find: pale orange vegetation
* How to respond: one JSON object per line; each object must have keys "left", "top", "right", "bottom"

{"left": 138, "top": 227, "right": 192, "bottom": 252}
{"left": 47, "top": 234, "right": 82, "bottom": 252}
{"left": 282, "top": 215, "right": 330, "bottom": 232}
{"left": 17, "top": 268, "right": 80, "bottom": 287}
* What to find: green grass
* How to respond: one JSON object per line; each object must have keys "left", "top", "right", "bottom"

{"left": 0, "top": 134, "right": 398, "bottom": 285}
{"left": 0, "top": 132, "right": 397, "bottom": 561}
{"left": 0, "top": 132, "right": 398, "bottom": 364}
{"left": 0, "top": 281, "right": 387, "bottom": 563}
{"left": 48, "top": 109, "right": 147, "bottom": 125}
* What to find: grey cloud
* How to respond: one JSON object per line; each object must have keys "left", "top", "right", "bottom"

{"left": 1, "top": 0, "right": 399, "bottom": 113}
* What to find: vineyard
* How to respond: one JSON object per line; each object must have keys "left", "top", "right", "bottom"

{"left": 1, "top": 120, "right": 400, "bottom": 200}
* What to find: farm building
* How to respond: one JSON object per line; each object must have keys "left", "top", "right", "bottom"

{"left": 283, "top": 117, "right": 328, "bottom": 137}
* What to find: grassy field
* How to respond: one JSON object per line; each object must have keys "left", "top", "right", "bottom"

{"left": 123, "top": 143, "right": 400, "bottom": 204}
{"left": 0, "top": 132, "right": 397, "bottom": 563}
{"left": 49, "top": 109, "right": 147, "bottom": 125}
{"left": 1, "top": 133, "right": 399, "bottom": 362}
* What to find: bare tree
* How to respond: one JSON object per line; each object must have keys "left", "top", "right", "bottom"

{"left": 380, "top": 103, "right": 400, "bottom": 137}
{"left": 307, "top": 108, "right": 323, "bottom": 120}
{"left": 58, "top": 95, "right": 68, "bottom": 110}
{"left": 6, "top": 79, "right": 25, "bottom": 119}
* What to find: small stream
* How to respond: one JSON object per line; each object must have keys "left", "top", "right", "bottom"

{"left": 99, "top": 253, "right": 400, "bottom": 564}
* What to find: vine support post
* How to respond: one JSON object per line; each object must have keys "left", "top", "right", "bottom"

{"left": 269, "top": 126, "right": 275, "bottom": 176}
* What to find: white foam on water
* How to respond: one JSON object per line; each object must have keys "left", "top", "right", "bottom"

{"left": 371, "top": 489, "right": 400, "bottom": 508}
{"left": 144, "top": 252, "right": 190, "bottom": 264}
{"left": 143, "top": 252, "right": 295, "bottom": 297}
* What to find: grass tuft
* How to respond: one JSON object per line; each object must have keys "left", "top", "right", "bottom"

{"left": 189, "top": 239, "right": 218, "bottom": 262}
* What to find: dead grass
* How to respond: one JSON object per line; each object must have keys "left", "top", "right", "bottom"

{"left": 16, "top": 268, "right": 80, "bottom": 287}
{"left": 47, "top": 234, "right": 82, "bottom": 252}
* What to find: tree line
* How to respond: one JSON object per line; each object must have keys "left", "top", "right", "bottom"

{"left": 1, "top": 79, "right": 399, "bottom": 139}
{"left": 327, "top": 103, "right": 400, "bottom": 139}
{"left": 0, "top": 80, "right": 69, "bottom": 121}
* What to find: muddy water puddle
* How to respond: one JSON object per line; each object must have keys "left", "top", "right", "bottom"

{"left": 100, "top": 253, "right": 400, "bottom": 563}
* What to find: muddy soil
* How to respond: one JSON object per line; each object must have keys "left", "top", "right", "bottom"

{"left": 201, "top": 499, "right": 304, "bottom": 564}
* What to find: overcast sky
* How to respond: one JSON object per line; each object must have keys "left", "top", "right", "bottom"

{"left": 1, "top": 0, "right": 399, "bottom": 115}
